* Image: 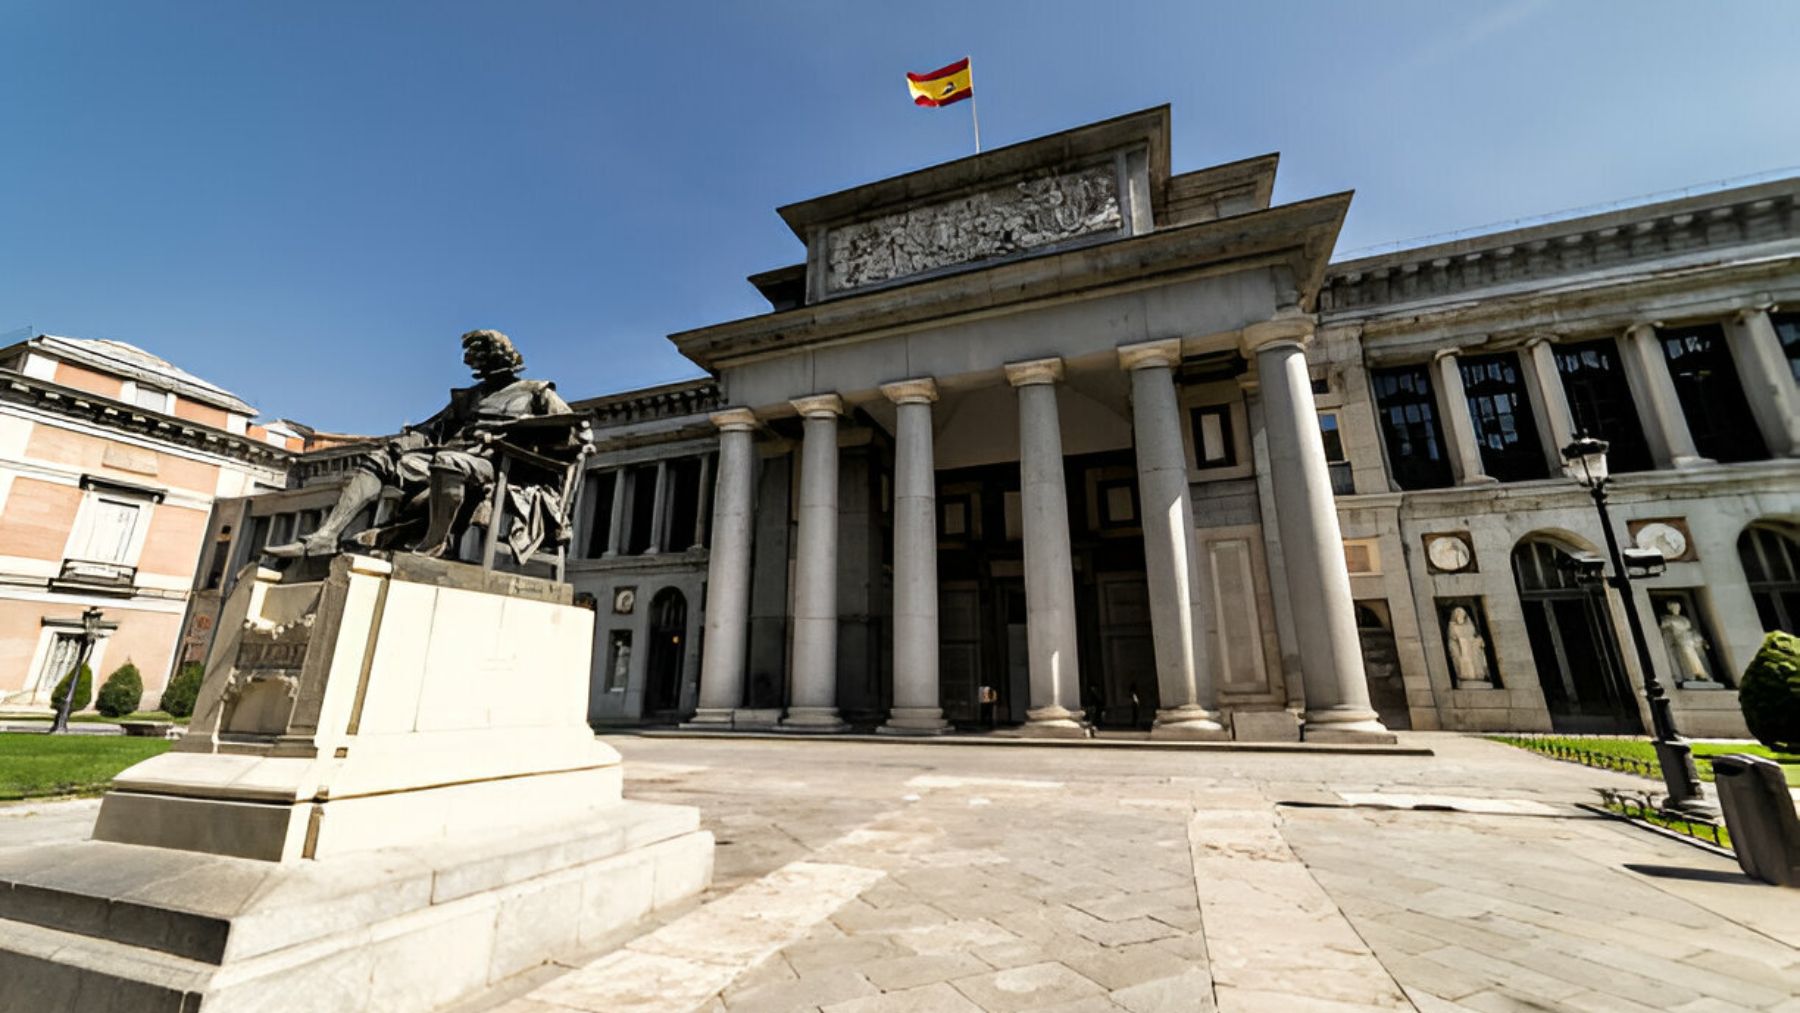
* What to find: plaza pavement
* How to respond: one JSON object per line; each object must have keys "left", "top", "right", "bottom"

{"left": 4, "top": 732, "right": 1796, "bottom": 1011}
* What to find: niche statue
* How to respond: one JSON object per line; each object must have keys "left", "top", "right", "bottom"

{"left": 267, "top": 329, "right": 589, "bottom": 567}
{"left": 1445, "top": 605, "right": 1493, "bottom": 687}
{"left": 1658, "top": 601, "right": 1714, "bottom": 684}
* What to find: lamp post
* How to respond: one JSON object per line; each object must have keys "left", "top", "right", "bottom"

{"left": 47, "top": 606, "right": 105, "bottom": 735}
{"left": 1560, "top": 436, "right": 1711, "bottom": 816}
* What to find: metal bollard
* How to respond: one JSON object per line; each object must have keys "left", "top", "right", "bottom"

{"left": 1711, "top": 754, "right": 1800, "bottom": 887}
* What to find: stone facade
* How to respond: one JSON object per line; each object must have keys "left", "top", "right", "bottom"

{"left": 188, "top": 106, "right": 1800, "bottom": 737}
{"left": 0, "top": 334, "right": 295, "bottom": 709}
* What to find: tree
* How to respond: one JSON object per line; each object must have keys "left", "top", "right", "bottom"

{"left": 51, "top": 663, "right": 93, "bottom": 713}
{"left": 159, "top": 662, "right": 205, "bottom": 718}
{"left": 96, "top": 662, "right": 144, "bottom": 719}
{"left": 1739, "top": 631, "right": 1800, "bottom": 753}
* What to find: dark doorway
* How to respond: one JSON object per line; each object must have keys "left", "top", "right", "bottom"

{"left": 1091, "top": 573, "right": 1157, "bottom": 728}
{"left": 1355, "top": 600, "right": 1412, "bottom": 730}
{"left": 1512, "top": 539, "right": 1642, "bottom": 733}
{"left": 643, "top": 588, "right": 688, "bottom": 721}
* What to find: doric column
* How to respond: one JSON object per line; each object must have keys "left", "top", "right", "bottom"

{"left": 1430, "top": 349, "right": 1494, "bottom": 485}
{"left": 1622, "top": 322, "right": 1709, "bottom": 467}
{"left": 880, "top": 379, "right": 948, "bottom": 735}
{"left": 1523, "top": 335, "right": 1578, "bottom": 464}
{"left": 1725, "top": 307, "right": 1800, "bottom": 457}
{"left": 603, "top": 467, "right": 627, "bottom": 558}
{"left": 647, "top": 459, "right": 670, "bottom": 553}
{"left": 686, "top": 409, "right": 758, "bottom": 727}
{"left": 1241, "top": 315, "right": 1392, "bottom": 743}
{"left": 1005, "top": 358, "right": 1087, "bottom": 737}
{"left": 780, "top": 394, "right": 848, "bottom": 732}
{"left": 691, "top": 452, "right": 715, "bottom": 549}
{"left": 1118, "top": 340, "right": 1224, "bottom": 740}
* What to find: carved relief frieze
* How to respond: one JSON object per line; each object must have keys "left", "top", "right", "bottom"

{"left": 824, "top": 164, "right": 1123, "bottom": 294}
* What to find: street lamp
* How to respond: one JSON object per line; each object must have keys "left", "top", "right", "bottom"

{"left": 1560, "top": 436, "right": 1712, "bottom": 816}
{"left": 46, "top": 606, "right": 105, "bottom": 735}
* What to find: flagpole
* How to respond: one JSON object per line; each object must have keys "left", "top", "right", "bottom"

{"left": 967, "top": 55, "right": 981, "bottom": 154}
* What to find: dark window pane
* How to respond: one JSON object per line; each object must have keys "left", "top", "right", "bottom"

{"left": 1371, "top": 365, "right": 1453, "bottom": 490}
{"left": 1739, "top": 524, "right": 1800, "bottom": 634}
{"left": 585, "top": 471, "right": 616, "bottom": 557}
{"left": 1770, "top": 312, "right": 1800, "bottom": 385}
{"left": 665, "top": 458, "right": 703, "bottom": 551}
{"left": 1554, "top": 338, "right": 1653, "bottom": 473}
{"left": 626, "top": 465, "right": 657, "bottom": 554}
{"left": 1319, "top": 413, "right": 1345, "bottom": 463}
{"left": 1659, "top": 324, "right": 1768, "bottom": 463}
{"left": 1459, "top": 352, "right": 1547, "bottom": 482}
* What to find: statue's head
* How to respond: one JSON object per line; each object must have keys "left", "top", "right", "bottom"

{"left": 461, "top": 329, "right": 524, "bottom": 380}
{"left": 1450, "top": 606, "right": 1468, "bottom": 623}
{"left": 1667, "top": 601, "right": 1683, "bottom": 616}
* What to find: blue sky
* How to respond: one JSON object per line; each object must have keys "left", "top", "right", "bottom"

{"left": 2, "top": 2, "right": 1795, "bottom": 433}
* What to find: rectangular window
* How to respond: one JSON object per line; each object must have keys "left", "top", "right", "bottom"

{"left": 664, "top": 457, "right": 703, "bottom": 552}
{"left": 625, "top": 465, "right": 658, "bottom": 555}
{"left": 130, "top": 385, "right": 169, "bottom": 412}
{"left": 1319, "top": 412, "right": 1354, "bottom": 495}
{"left": 1190, "top": 405, "right": 1235, "bottom": 468}
{"left": 1554, "top": 338, "right": 1653, "bottom": 473}
{"left": 204, "top": 525, "right": 233, "bottom": 589}
{"left": 78, "top": 498, "right": 141, "bottom": 564}
{"left": 1458, "top": 352, "right": 1547, "bottom": 482}
{"left": 604, "top": 630, "right": 632, "bottom": 692}
{"left": 1098, "top": 480, "right": 1137, "bottom": 528}
{"left": 584, "top": 470, "right": 617, "bottom": 558}
{"left": 1370, "top": 365, "right": 1453, "bottom": 490}
{"left": 940, "top": 495, "right": 972, "bottom": 538}
{"left": 1768, "top": 311, "right": 1800, "bottom": 385}
{"left": 35, "top": 632, "right": 85, "bottom": 697}
{"left": 1659, "top": 324, "right": 1769, "bottom": 463}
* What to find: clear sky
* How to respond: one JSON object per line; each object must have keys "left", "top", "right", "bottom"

{"left": 3, "top": 2, "right": 1796, "bottom": 433}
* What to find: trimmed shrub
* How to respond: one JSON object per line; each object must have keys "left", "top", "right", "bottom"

{"left": 96, "top": 662, "right": 144, "bottom": 718}
{"left": 159, "top": 662, "right": 204, "bottom": 718}
{"left": 51, "top": 663, "right": 93, "bottom": 713}
{"left": 1738, "top": 630, "right": 1800, "bottom": 753}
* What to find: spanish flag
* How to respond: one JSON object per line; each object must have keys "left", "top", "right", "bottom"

{"left": 907, "top": 57, "right": 973, "bottom": 108}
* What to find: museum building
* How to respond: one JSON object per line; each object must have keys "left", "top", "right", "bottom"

{"left": 192, "top": 106, "right": 1800, "bottom": 739}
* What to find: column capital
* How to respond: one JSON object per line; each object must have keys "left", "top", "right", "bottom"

{"left": 789, "top": 393, "right": 844, "bottom": 418}
{"left": 1004, "top": 357, "right": 1065, "bottom": 387}
{"left": 1523, "top": 332, "right": 1561, "bottom": 350}
{"left": 1733, "top": 304, "right": 1775, "bottom": 325}
{"left": 710, "top": 408, "right": 759, "bottom": 432}
{"left": 1239, "top": 314, "right": 1315, "bottom": 356}
{"left": 1625, "top": 320, "right": 1664, "bottom": 339}
{"left": 1117, "top": 339, "right": 1182, "bottom": 371}
{"left": 880, "top": 377, "right": 939, "bottom": 405}
{"left": 1432, "top": 347, "right": 1462, "bottom": 364}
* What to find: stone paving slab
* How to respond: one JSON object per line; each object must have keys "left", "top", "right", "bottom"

{"left": 7, "top": 731, "right": 1798, "bottom": 1012}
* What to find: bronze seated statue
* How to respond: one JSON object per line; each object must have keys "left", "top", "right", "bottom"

{"left": 267, "top": 329, "right": 592, "bottom": 575}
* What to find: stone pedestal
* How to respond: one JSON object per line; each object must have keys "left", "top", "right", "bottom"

{"left": 0, "top": 554, "right": 714, "bottom": 1013}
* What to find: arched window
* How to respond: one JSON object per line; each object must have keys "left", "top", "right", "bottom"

{"left": 1512, "top": 536, "right": 1640, "bottom": 733}
{"left": 1738, "top": 523, "right": 1800, "bottom": 634}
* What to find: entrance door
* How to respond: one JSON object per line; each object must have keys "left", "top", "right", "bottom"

{"left": 940, "top": 582, "right": 983, "bottom": 724}
{"left": 643, "top": 588, "right": 687, "bottom": 721}
{"left": 1512, "top": 540, "right": 1641, "bottom": 733}
{"left": 1093, "top": 573, "right": 1157, "bottom": 728}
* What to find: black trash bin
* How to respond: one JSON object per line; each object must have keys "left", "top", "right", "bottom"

{"left": 1711, "top": 753, "right": 1800, "bottom": 887}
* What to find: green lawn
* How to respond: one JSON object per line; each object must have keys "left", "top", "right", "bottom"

{"left": 1492, "top": 735, "right": 1800, "bottom": 786}
{"left": 0, "top": 733, "right": 171, "bottom": 801}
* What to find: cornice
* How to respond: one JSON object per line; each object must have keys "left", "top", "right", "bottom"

{"left": 0, "top": 370, "right": 294, "bottom": 470}
{"left": 574, "top": 378, "right": 721, "bottom": 428}
{"left": 671, "top": 191, "right": 1352, "bottom": 372}
{"left": 1321, "top": 182, "right": 1800, "bottom": 318}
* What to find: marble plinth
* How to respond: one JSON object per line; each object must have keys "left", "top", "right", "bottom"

{"left": 0, "top": 553, "right": 714, "bottom": 1012}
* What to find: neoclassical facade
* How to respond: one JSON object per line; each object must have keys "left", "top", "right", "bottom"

{"left": 186, "top": 106, "right": 1800, "bottom": 740}
{"left": 567, "top": 107, "right": 1798, "bottom": 740}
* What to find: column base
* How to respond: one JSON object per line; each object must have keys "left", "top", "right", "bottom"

{"left": 680, "top": 708, "right": 736, "bottom": 729}
{"left": 1150, "top": 707, "right": 1229, "bottom": 741}
{"left": 1019, "top": 706, "right": 1091, "bottom": 738}
{"left": 1302, "top": 707, "right": 1396, "bottom": 744}
{"left": 879, "top": 708, "right": 950, "bottom": 735}
{"left": 777, "top": 707, "right": 848, "bottom": 733}
{"left": 732, "top": 708, "right": 784, "bottom": 730}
